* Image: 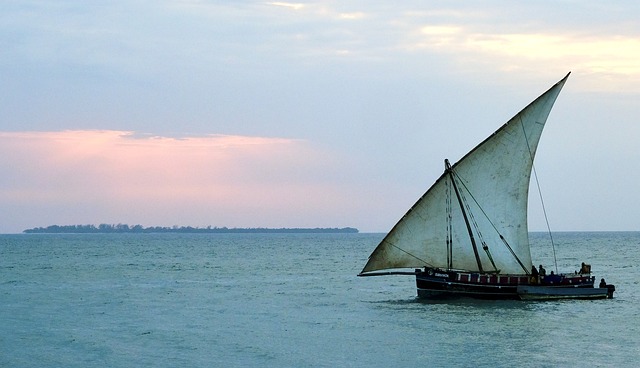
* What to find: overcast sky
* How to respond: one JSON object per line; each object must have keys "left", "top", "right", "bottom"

{"left": 1, "top": 1, "right": 639, "bottom": 233}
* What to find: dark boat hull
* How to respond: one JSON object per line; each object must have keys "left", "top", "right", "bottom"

{"left": 415, "top": 268, "right": 609, "bottom": 300}
{"left": 516, "top": 285, "right": 609, "bottom": 300}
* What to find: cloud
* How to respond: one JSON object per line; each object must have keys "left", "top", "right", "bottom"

{"left": 6, "top": 1, "right": 638, "bottom": 90}
{"left": 267, "top": 2, "right": 305, "bottom": 11}
{"left": 396, "top": 12, "right": 640, "bottom": 90}
{"left": 464, "top": 32, "right": 640, "bottom": 84}
{"left": 0, "top": 131, "right": 361, "bottom": 232}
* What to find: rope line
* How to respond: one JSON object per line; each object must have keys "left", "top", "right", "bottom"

{"left": 451, "top": 169, "right": 529, "bottom": 273}
{"left": 520, "top": 116, "right": 559, "bottom": 274}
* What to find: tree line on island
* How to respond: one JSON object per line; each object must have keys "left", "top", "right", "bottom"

{"left": 23, "top": 224, "right": 359, "bottom": 234}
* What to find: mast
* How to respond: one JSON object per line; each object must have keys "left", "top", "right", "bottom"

{"left": 445, "top": 159, "right": 483, "bottom": 272}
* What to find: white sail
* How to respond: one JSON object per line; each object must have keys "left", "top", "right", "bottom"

{"left": 361, "top": 73, "right": 570, "bottom": 275}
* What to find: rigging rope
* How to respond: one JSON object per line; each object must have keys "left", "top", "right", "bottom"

{"left": 451, "top": 170, "right": 529, "bottom": 274}
{"left": 520, "top": 116, "right": 559, "bottom": 274}
{"left": 452, "top": 171, "right": 499, "bottom": 272}
{"left": 386, "top": 240, "right": 434, "bottom": 268}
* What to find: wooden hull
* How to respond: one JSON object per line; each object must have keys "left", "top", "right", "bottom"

{"left": 415, "top": 268, "right": 609, "bottom": 300}
{"left": 416, "top": 273, "right": 520, "bottom": 299}
{"left": 516, "top": 285, "right": 609, "bottom": 300}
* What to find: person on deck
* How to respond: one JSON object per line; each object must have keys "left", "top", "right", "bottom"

{"left": 579, "top": 262, "right": 591, "bottom": 274}
{"left": 530, "top": 265, "right": 539, "bottom": 284}
{"left": 538, "top": 264, "right": 546, "bottom": 278}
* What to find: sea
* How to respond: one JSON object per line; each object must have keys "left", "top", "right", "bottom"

{"left": 1, "top": 232, "right": 638, "bottom": 367}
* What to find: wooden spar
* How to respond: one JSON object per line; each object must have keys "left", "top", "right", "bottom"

{"left": 445, "top": 159, "right": 484, "bottom": 272}
{"left": 357, "top": 271, "right": 420, "bottom": 277}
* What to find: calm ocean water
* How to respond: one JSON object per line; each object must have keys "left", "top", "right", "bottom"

{"left": 1, "top": 232, "right": 638, "bottom": 367}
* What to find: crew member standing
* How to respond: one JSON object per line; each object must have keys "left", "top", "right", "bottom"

{"left": 530, "top": 265, "right": 539, "bottom": 284}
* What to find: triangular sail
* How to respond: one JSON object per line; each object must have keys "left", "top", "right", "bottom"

{"left": 361, "top": 73, "right": 570, "bottom": 275}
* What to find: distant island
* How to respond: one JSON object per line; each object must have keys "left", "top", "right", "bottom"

{"left": 23, "top": 224, "right": 359, "bottom": 234}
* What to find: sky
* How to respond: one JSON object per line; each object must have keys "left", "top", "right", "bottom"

{"left": 1, "top": 1, "right": 639, "bottom": 233}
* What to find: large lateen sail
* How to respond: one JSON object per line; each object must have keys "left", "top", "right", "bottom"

{"left": 361, "top": 73, "right": 570, "bottom": 275}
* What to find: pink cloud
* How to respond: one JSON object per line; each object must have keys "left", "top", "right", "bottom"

{"left": 0, "top": 130, "right": 360, "bottom": 232}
